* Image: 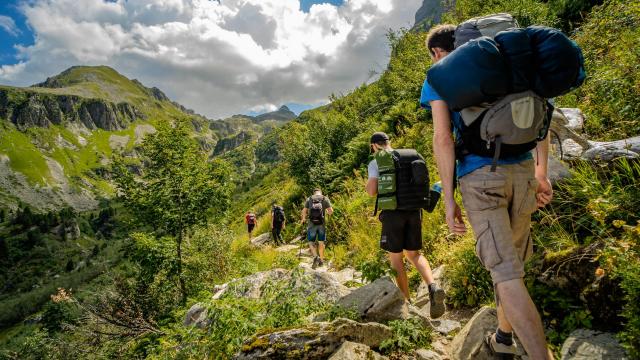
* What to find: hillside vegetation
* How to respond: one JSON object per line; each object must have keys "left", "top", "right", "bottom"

{"left": 1, "top": 0, "right": 639, "bottom": 359}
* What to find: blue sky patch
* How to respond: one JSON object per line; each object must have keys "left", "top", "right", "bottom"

{"left": 0, "top": 1, "right": 34, "bottom": 66}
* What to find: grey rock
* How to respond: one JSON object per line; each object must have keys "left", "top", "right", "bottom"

{"left": 250, "top": 233, "right": 271, "bottom": 247}
{"left": 548, "top": 155, "right": 571, "bottom": 183}
{"left": 408, "top": 304, "right": 431, "bottom": 327}
{"left": 214, "top": 130, "right": 254, "bottom": 155}
{"left": 558, "top": 108, "right": 585, "bottom": 132}
{"left": 582, "top": 137, "right": 640, "bottom": 162}
{"left": 450, "top": 306, "right": 527, "bottom": 360}
{"left": 336, "top": 276, "right": 408, "bottom": 323}
{"left": 184, "top": 303, "right": 209, "bottom": 329}
{"left": 560, "top": 329, "right": 628, "bottom": 360}
{"left": 415, "top": 348, "right": 442, "bottom": 360}
{"left": 214, "top": 267, "right": 350, "bottom": 302}
{"left": 328, "top": 341, "right": 387, "bottom": 360}
{"left": 431, "top": 319, "right": 461, "bottom": 336}
{"left": 236, "top": 318, "right": 392, "bottom": 360}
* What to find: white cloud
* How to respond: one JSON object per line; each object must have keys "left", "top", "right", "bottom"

{"left": 0, "top": 15, "right": 21, "bottom": 36}
{"left": 0, "top": 0, "right": 422, "bottom": 118}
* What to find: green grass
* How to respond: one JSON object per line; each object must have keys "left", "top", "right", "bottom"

{"left": 0, "top": 123, "right": 51, "bottom": 185}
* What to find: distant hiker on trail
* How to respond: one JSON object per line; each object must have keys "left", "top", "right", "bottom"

{"left": 245, "top": 211, "right": 257, "bottom": 239}
{"left": 365, "top": 131, "right": 446, "bottom": 319}
{"left": 271, "top": 204, "right": 286, "bottom": 245}
{"left": 423, "top": 22, "right": 560, "bottom": 360}
{"left": 300, "top": 188, "right": 333, "bottom": 269}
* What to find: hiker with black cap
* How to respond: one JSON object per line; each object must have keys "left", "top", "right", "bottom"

{"left": 300, "top": 188, "right": 333, "bottom": 269}
{"left": 365, "top": 131, "right": 446, "bottom": 319}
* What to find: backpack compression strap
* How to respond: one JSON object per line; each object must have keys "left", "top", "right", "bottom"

{"left": 490, "top": 136, "right": 502, "bottom": 172}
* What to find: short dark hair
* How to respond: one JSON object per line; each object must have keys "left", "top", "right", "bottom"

{"left": 426, "top": 24, "right": 456, "bottom": 56}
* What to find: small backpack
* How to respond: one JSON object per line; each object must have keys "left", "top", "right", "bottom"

{"left": 309, "top": 196, "right": 325, "bottom": 225}
{"left": 273, "top": 206, "right": 285, "bottom": 223}
{"left": 247, "top": 213, "right": 256, "bottom": 224}
{"left": 454, "top": 13, "right": 518, "bottom": 48}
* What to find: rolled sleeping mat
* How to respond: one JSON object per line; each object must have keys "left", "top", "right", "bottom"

{"left": 427, "top": 37, "right": 510, "bottom": 111}
{"left": 494, "top": 28, "right": 534, "bottom": 93}
{"left": 526, "top": 26, "right": 586, "bottom": 98}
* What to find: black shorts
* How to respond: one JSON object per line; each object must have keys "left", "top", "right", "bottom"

{"left": 379, "top": 209, "right": 422, "bottom": 253}
{"left": 247, "top": 223, "right": 255, "bottom": 233}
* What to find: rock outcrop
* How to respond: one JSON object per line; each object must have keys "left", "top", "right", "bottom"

{"left": 335, "top": 276, "right": 408, "bottom": 323}
{"left": 328, "top": 341, "right": 387, "bottom": 360}
{"left": 213, "top": 267, "right": 350, "bottom": 303}
{"left": 0, "top": 89, "right": 143, "bottom": 131}
{"left": 236, "top": 318, "right": 392, "bottom": 360}
{"left": 560, "top": 329, "right": 628, "bottom": 360}
{"left": 449, "top": 307, "right": 527, "bottom": 360}
{"left": 214, "top": 131, "right": 254, "bottom": 155}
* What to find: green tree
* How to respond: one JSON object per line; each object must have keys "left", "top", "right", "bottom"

{"left": 114, "top": 120, "right": 233, "bottom": 304}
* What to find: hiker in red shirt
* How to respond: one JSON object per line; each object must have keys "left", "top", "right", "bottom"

{"left": 245, "top": 211, "right": 258, "bottom": 238}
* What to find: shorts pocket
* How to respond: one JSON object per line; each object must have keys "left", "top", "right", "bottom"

{"left": 517, "top": 178, "right": 539, "bottom": 216}
{"left": 461, "top": 179, "right": 507, "bottom": 211}
{"left": 475, "top": 221, "right": 503, "bottom": 269}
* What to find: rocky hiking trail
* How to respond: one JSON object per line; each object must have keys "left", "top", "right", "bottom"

{"left": 185, "top": 233, "right": 628, "bottom": 359}
{"left": 183, "top": 108, "right": 633, "bottom": 359}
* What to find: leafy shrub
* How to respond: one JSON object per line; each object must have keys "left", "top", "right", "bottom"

{"left": 438, "top": 236, "right": 493, "bottom": 308}
{"left": 357, "top": 250, "right": 392, "bottom": 283}
{"left": 379, "top": 318, "right": 432, "bottom": 354}
{"left": 41, "top": 288, "right": 79, "bottom": 333}
{"left": 558, "top": 0, "right": 640, "bottom": 140}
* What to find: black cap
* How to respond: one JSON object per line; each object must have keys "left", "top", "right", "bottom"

{"left": 370, "top": 132, "right": 389, "bottom": 144}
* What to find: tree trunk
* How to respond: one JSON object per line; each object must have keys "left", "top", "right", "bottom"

{"left": 177, "top": 231, "right": 187, "bottom": 305}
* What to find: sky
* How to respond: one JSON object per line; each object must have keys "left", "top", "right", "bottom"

{"left": 0, "top": 0, "right": 422, "bottom": 118}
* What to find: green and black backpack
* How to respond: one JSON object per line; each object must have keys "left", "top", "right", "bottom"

{"left": 374, "top": 149, "right": 435, "bottom": 214}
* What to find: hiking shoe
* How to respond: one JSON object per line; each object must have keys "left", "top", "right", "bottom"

{"left": 429, "top": 284, "right": 446, "bottom": 319}
{"left": 485, "top": 333, "right": 518, "bottom": 359}
{"left": 312, "top": 256, "right": 319, "bottom": 269}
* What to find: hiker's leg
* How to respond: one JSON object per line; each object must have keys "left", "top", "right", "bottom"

{"left": 317, "top": 241, "right": 325, "bottom": 260}
{"left": 317, "top": 226, "right": 326, "bottom": 260}
{"left": 388, "top": 252, "right": 410, "bottom": 299}
{"left": 497, "top": 279, "right": 552, "bottom": 360}
{"left": 307, "top": 226, "right": 318, "bottom": 257}
{"left": 496, "top": 304, "right": 514, "bottom": 333}
{"left": 404, "top": 250, "right": 435, "bottom": 285}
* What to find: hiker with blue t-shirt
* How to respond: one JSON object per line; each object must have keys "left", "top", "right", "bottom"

{"left": 422, "top": 24, "right": 554, "bottom": 360}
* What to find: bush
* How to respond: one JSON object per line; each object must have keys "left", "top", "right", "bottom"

{"left": 379, "top": 318, "right": 432, "bottom": 355}
{"left": 438, "top": 236, "right": 493, "bottom": 308}
{"left": 41, "top": 288, "right": 79, "bottom": 333}
{"left": 557, "top": 0, "right": 640, "bottom": 140}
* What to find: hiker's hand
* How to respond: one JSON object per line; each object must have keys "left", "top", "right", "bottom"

{"left": 536, "top": 176, "right": 553, "bottom": 208}
{"left": 446, "top": 200, "right": 466, "bottom": 235}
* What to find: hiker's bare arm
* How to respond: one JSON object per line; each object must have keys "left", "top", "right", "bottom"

{"left": 534, "top": 134, "right": 553, "bottom": 207}
{"left": 366, "top": 178, "right": 378, "bottom": 197}
{"left": 326, "top": 207, "right": 334, "bottom": 216}
{"left": 431, "top": 100, "right": 466, "bottom": 235}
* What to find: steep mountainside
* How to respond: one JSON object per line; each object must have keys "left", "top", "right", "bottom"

{"left": 0, "top": 66, "right": 217, "bottom": 211}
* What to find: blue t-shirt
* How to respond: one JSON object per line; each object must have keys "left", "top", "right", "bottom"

{"left": 420, "top": 78, "right": 532, "bottom": 178}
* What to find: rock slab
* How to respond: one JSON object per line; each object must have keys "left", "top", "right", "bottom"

{"left": 560, "top": 329, "right": 628, "bottom": 360}
{"left": 236, "top": 318, "right": 392, "bottom": 360}
{"left": 449, "top": 306, "right": 527, "bottom": 360}
{"left": 328, "top": 341, "right": 387, "bottom": 360}
{"left": 336, "top": 276, "right": 407, "bottom": 323}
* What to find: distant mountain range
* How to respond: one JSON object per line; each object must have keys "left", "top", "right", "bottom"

{"left": 0, "top": 66, "right": 296, "bottom": 211}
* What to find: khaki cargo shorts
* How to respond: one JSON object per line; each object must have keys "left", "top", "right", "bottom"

{"left": 459, "top": 160, "right": 538, "bottom": 284}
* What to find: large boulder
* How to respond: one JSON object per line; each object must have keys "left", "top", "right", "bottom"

{"left": 560, "top": 329, "right": 628, "bottom": 360}
{"left": 336, "top": 276, "right": 408, "bottom": 323}
{"left": 236, "top": 318, "right": 392, "bottom": 360}
{"left": 213, "top": 267, "right": 350, "bottom": 302}
{"left": 184, "top": 303, "right": 209, "bottom": 329}
{"left": 328, "top": 341, "right": 387, "bottom": 360}
{"left": 250, "top": 233, "right": 271, "bottom": 247}
{"left": 449, "top": 307, "right": 527, "bottom": 360}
